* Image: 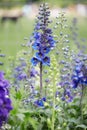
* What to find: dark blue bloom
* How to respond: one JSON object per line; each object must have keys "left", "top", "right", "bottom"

{"left": 32, "top": 42, "right": 41, "bottom": 50}
{"left": 42, "top": 97, "right": 46, "bottom": 102}
{"left": 72, "top": 63, "right": 87, "bottom": 88}
{"left": 36, "top": 52, "right": 45, "bottom": 61}
{"left": 31, "top": 57, "right": 39, "bottom": 66}
{"left": 35, "top": 100, "right": 44, "bottom": 107}
{"left": 34, "top": 97, "right": 46, "bottom": 107}
{"left": 33, "top": 32, "right": 41, "bottom": 39}
{"left": 41, "top": 47, "right": 50, "bottom": 54}
{"left": 42, "top": 56, "right": 50, "bottom": 66}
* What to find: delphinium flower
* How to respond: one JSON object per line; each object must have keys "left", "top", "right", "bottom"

{"left": 29, "top": 67, "right": 39, "bottom": 94}
{"left": 13, "top": 58, "right": 27, "bottom": 92}
{"left": 53, "top": 12, "right": 74, "bottom": 103}
{"left": 0, "top": 50, "right": 5, "bottom": 66}
{"left": 0, "top": 71, "right": 12, "bottom": 128}
{"left": 14, "top": 61, "right": 27, "bottom": 81}
{"left": 8, "top": 49, "right": 39, "bottom": 107}
{"left": 31, "top": 3, "right": 55, "bottom": 96}
{"left": 59, "top": 58, "right": 74, "bottom": 103}
{"left": 30, "top": 67, "right": 39, "bottom": 78}
{"left": 69, "top": 17, "right": 87, "bottom": 107}
{"left": 70, "top": 17, "right": 87, "bottom": 52}
{"left": 27, "top": 67, "right": 39, "bottom": 99}
{"left": 34, "top": 97, "right": 46, "bottom": 107}
{"left": 8, "top": 51, "right": 28, "bottom": 93}
{"left": 71, "top": 52, "right": 87, "bottom": 122}
{"left": 13, "top": 50, "right": 28, "bottom": 81}
{"left": 61, "top": 88, "right": 73, "bottom": 103}
{"left": 72, "top": 54, "right": 87, "bottom": 89}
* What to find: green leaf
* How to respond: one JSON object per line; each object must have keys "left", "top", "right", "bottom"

{"left": 15, "top": 90, "right": 22, "bottom": 100}
{"left": 40, "top": 116, "right": 46, "bottom": 123}
{"left": 68, "top": 108, "right": 77, "bottom": 115}
{"left": 58, "top": 116, "right": 63, "bottom": 124}
{"left": 16, "top": 113, "right": 25, "bottom": 121}
{"left": 15, "top": 126, "right": 21, "bottom": 130}
{"left": 66, "top": 127, "right": 69, "bottom": 130}
{"left": 76, "top": 124, "right": 87, "bottom": 129}
{"left": 68, "top": 118, "right": 79, "bottom": 124}
{"left": 28, "top": 117, "right": 38, "bottom": 130}
{"left": 21, "top": 109, "right": 37, "bottom": 116}
{"left": 44, "top": 109, "right": 52, "bottom": 117}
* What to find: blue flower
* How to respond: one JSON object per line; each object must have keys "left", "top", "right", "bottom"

{"left": 34, "top": 100, "right": 44, "bottom": 107}
{"left": 33, "top": 32, "right": 41, "bottom": 39}
{"left": 72, "top": 63, "right": 87, "bottom": 88}
{"left": 31, "top": 57, "right": 39, "bottom": 66}
{"left": 32, "top": 42, "right": 41, "bottom": 50}
{"left": 36, "top": 52, "right": 45, "bottom": 61}
{"left": 42, "top": 56, "right": 50, "bottom": 66}
{"left": 41, "top": 47, "right": 50, "bottom": 54}
{"left": 34, "top": 97, "right": 46, "bottom": 107}
{"left": 42, "top": 97, "right": 46, "bottom": 102}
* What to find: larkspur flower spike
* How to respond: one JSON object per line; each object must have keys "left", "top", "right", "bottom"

{"left": 0, "top": 50, "right": 5, "bottom": 66}
{"left": 31, "top": 3, "right": 55, "bottom": 66}
{"left": 72, "top": 63, "right": 87, "bottom": 88}
{"left": 0, "top": 71, "right": 13, "bottom": 127}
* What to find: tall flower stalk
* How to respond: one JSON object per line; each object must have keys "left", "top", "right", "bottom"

{"left": 0, "top": 71, "right": 13, "bottom": 128}
{"left": 40, "top": 62, "right": 42, "bottom": 95}
{"left": 31, "top": 3, "right": 55, "bottom": 97}
{"left": 80, "top": 84, "right": 84, "bottom": 121}
{"left": 72, "top": 60, "right": 87, "bottom": 123}
{"left": 51, "top": 56, "right": 57, "bottom": 130}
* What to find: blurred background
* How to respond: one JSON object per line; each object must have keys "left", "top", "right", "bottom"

{"left": 0, "top": 0, "right": 87, "bottom": 71}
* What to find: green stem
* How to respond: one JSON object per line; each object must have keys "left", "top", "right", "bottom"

{"left": 80, "top": 84, "right": 84, "bottom": 122}
{"left": 51, "top": 79, "right": 55, "bottom": 130}
{"left": 40, "top": 62, "right": 42, "bottom": 97}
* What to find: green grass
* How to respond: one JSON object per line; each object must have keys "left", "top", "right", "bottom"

{"left": 0, "top": 17, "right": 34, "bottom": 71}
{"left": 78, "top": 18, "right": 87, "bottom": 38}
{"left": 0, "top": 15, "right": 87, "bottom": 71}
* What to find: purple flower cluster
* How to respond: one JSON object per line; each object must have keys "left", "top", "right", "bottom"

{"left": 0, "top": 71, "right": 12, "bottom": 127}
{"left": 72, "top": 63, "right": 87, "bottom": 88}
{"left": 59, "top": 59, "right": 73, "bottom": 102}
{"left": 31, "top": 3, "right": 55, "bottom": 66}
{"left": 14, "top": 62, "right": 27, "bottom": 81}
{"left": 61, "top": 89, "right": 73, "bottom": 102}
{"left": 30, "top": 67, "right": 39, "bottom": 78}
